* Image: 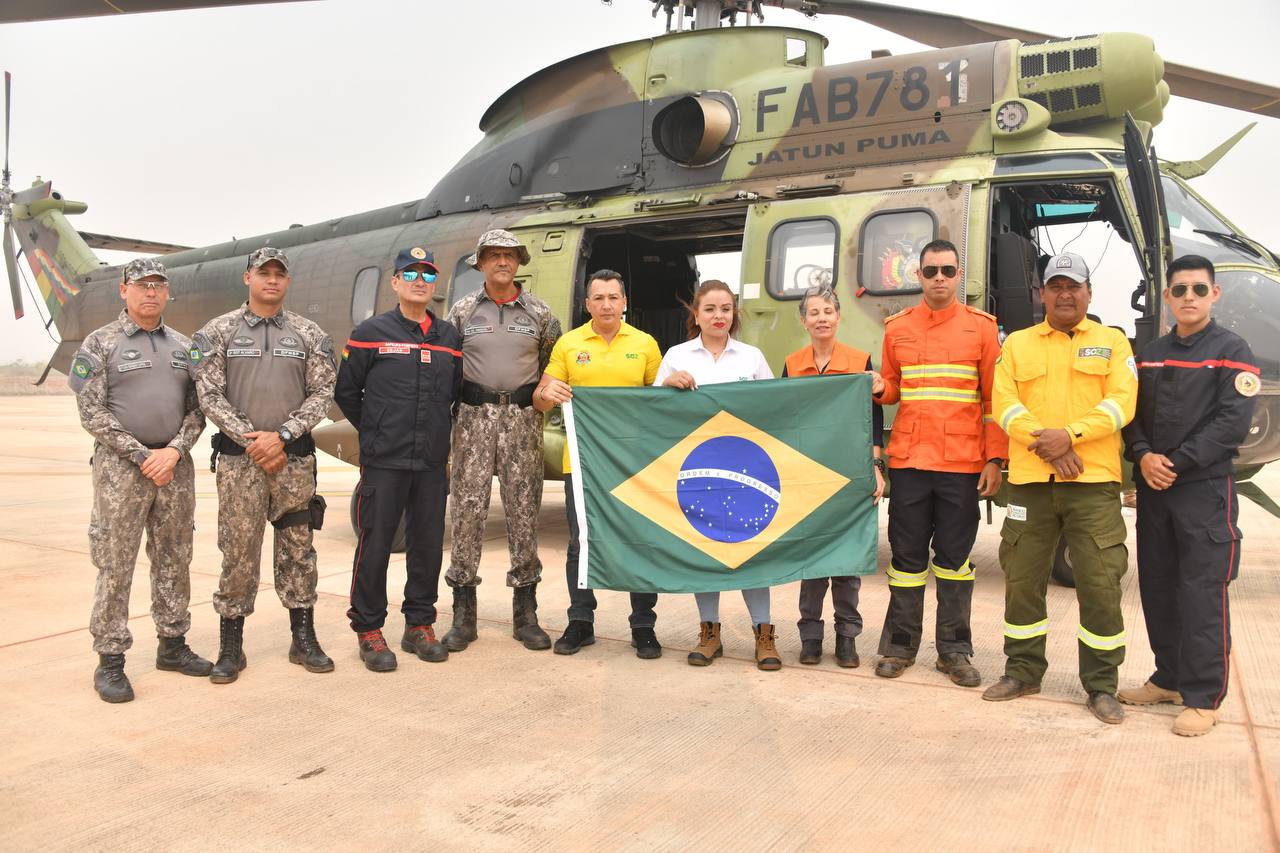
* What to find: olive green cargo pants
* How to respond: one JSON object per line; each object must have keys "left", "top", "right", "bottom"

{"left": 999, "top": 481, "right": 1128, "bottom": 694}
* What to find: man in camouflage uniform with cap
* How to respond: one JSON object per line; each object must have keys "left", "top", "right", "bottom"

{"left": 442, "top": 229, "right": 562, "bottom": 651}
{"left": 71, "top": 258, "right": 210, "bottom": 703}
{"left": 192, "top": 247, "right": 338, "bottom": 683}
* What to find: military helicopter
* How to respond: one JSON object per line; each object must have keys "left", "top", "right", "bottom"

{"left": 4, "top": 0, "right": 1279, "bottom": 581}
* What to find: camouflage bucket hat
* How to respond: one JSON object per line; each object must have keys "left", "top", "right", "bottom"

{"left": 247, "top": 246, "right": 290, "bottom": 272}
{"left": 122, "top": 258, "right": 169, "bottom": 283}
{"left": 466, "top": 229, "right": 531, "bottom": 269}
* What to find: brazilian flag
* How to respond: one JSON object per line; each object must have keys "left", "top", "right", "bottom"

{"left": 565, "top": 374, "right": 878, "bottom": 594}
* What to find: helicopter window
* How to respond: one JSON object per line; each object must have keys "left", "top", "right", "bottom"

{"left": 350, "top": 266, "right": 380, "bottom": 325}
{"left": 994, "top": 153, "right": 1108, "bottom": 175}
{"left": 766, "top": 218, "right": 838, "bottom": 299}
{"left": 450, "top": 256, "right": 486, "bottom": 308}
{"left": 1161, "top": 176, "right": 1276, "bottom": 269}
{"left": 786, "top": 39, "right": 808, "bottom": 67}
{"left": 857, "top": 209, "right": 935, "bottom": 296}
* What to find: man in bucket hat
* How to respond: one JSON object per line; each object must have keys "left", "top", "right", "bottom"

{"left": 442, "top": 229, "right": 562, "bottom": 651}
{"left": 69, "top": 258, "right": 211, "bottom": 702}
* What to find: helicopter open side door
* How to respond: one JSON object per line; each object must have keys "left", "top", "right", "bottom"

{"left": 1123, "top": 113, "right": 1173, "bottom": 351}
{"left": 737, "top": 184, "right": 974, "bottom": 363}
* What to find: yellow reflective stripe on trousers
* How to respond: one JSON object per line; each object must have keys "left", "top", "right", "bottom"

{"left": 1077, "top": 624, "right": 1126, "bottom": 651}
{"left": 901, "top": 363, "right": 979, "bottom": 380}
{"left": 931, "top": 560, "right": 974, "bottom": 581}
{"left": 1095, "top": 399, "right": 1125, "bottom": 433}
{"left": 983, "top": 414, "right": 996, "bottom": 424}
{"left": 1000, "top": 403, "right": 1029, "bottom": 432}
{"left": 887, "top": 565, "right": 927, "bottom": 588}
{"left": 1003, "top": 619, "right": 1048, "bottom": 640}
{"left": 900, "top": 387, "right": 981, "bottom": 404}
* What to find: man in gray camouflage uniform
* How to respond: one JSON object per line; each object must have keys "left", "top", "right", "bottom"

{"left": 192, "top": 247, "right": 337, "bottom": 683}
{"left": 70, "top": 258, "right": 210, "bottom": 703}
{"left": 443, "top": 229, "right": 562, "bottom": 651}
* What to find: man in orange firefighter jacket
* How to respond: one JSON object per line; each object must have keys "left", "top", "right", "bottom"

{"left": 873, "top": 239, "right": 1006, "bottom": 688}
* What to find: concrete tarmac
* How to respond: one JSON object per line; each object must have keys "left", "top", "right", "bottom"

{"left": 2, "top": 395, "right": 1278, "bottom": 851}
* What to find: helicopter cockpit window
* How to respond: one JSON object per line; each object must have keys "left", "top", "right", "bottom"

{"left": 350, "top": 266, "right": 379, "bottom": 325}
{"left": 450, "top": 256, "right": 486, "bottom": 308}
{"left": 858, "top": 209, "right": 935, "bottom": 296}
{"left": 1161, "top": 176, "right": 1276, "bottom": 270}
{"left": 766, "top": 218, "right": 838, "bottom": 299}
{"left": 786, "top": 39, "right": 808, "bottom": 67}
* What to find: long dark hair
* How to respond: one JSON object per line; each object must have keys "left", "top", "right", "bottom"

{"left": 683, "top": 279, "right": 741, "bottom": 340}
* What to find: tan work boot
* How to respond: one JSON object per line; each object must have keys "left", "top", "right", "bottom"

{"left": 1118, "top": 680, "right": 1183, "bottom": 706}
{"left": 754, "top": 623, "right": 782, "bottom": 671}
{"left": 687, "top": 622, "right": 722, "bottom": 666}
{"left": 1173, "top": 707, "right": 1217, "bottom": 737}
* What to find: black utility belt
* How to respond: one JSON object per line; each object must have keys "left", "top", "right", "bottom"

{"left": 211, "top": 432, "right": 315, "bottom": 457}
{"left": 460, "top": 382, "right": 536, "bottom": 408}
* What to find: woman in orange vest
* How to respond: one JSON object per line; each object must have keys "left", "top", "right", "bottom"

{"left": 782, "top": 286, "right": 885, "bottom": 667}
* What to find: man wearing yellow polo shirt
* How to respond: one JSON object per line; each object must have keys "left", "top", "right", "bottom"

{"left": 534, "top": 269, "right": 663, "bottom": 659}
{"left": 985, "top": 253, "right": 1137, "bottom": 725}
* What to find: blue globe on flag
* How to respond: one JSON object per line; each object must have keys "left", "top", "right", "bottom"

{"left": 676, "top": 436, "right": 781, "bottom": 543}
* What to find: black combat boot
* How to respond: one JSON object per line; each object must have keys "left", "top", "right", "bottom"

{"left": 288, "top": 608, "right": 335, "bottom": 673}
{"left": 93, "top": 653, "right": 134, "bottom": 703}
{"left": 209, "top": 616, "right": 247, "bottom": 684}
{"left": 156, "top": 635, "right": 213, "bottom": 676}
{"left": 442, "top": 585, "right": 478, "bottom": 652}
{"left": 511, "top": 584, "right": 551, "bottom": 650}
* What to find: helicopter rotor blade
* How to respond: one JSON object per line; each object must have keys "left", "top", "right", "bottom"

{"left": 770, "top": 1, "right": 1280, "bottom": 118}
{"left": 4, "top": 70, "right": 10, "bottom": 181}
{"left": 4, "top": 225, "right": 23, "bottom": 320}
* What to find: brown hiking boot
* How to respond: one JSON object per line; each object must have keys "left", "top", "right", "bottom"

{"left": 874, "top": 656, "right": 914, "bottom": 679}
{"left": 754, "top": 623, "right": 782, "bottom": 671}
{"left": 1118, "top": 680, "right": 1183, "bottom": 706}
{"left": 1173, "top": 707, "right": 1217, "bottom": 737}
{"left": 936, "top": 652, "right": 981, "bottom": 688}
{"left": 981, "top": 675, "right": 1040, "bottom": 701}
{"left": 688, "top": 622, "right": 722, "bottom": 666}
{"left": 1087, "top": 692, "right": 1125, "bottom": 725}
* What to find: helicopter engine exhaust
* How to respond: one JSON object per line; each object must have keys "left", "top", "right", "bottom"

{"left": 651, "top": 93, "right": 738, "bottom": 166}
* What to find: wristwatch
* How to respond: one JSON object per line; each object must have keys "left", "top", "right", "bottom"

{"left": 987, "top": 457, "right": 1005, "bottom": 468}
{"left": 872, "top": 457, "right": 887, "bottom": 474}
{"left": 278, "top": 426, "right": 294, "bottom": 443}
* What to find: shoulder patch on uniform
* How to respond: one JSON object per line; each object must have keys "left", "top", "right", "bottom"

{"left": 190, "top": 331, "right": 213, "bottom": 366}
{"left": 884, "top": 308, "right": 911, "bottom": 324}
{"left": 67, "top": 351, "right": 101, "bottom": 394}
{"left": 1126, "top": 355, "right": 1138, "bottom": 380}
{"left": 318, "top": 335, "right": 337, "bottom": 369}
{"left": 964, "top": 305, "right": 997, "bottom": 322}
{"left": 1235, "top": 371, "right": 1260, "bottom": 398}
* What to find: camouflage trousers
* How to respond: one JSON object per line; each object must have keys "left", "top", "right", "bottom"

{"left": 213, "top": 452, "right": 318, "bottom": 618}
{"left": 88, "top": 446, "right": 195, "bottom": 655}
{"left": 446, "top": 402, "right": 544, "bottom": 588}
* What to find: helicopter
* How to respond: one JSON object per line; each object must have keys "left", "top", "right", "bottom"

{"left": 3, "top": 0, "right": 1279, "bottom": 582}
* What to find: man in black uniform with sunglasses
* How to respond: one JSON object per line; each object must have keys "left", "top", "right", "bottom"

{"left": 1119, "top": 254, "right": 1258, "bottom": 737}
{"left": 335, "top": 247, "right": 463, "bottom": 672}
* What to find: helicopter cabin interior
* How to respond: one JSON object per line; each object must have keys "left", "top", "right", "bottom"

{"left": 988, "top": 170, "right": 1148, "bottom": 347}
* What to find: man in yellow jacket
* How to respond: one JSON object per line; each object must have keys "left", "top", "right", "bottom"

{"left": 985, "top": 253, "right": 1137, "bottom": 724}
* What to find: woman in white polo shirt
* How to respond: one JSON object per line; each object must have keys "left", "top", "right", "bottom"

{"left": 654, "top": 279, "right": 780, "bottom": 671}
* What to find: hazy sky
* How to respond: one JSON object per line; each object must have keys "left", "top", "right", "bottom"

{"left": 0, "top": 0, "right": 1276, "bottom": 363}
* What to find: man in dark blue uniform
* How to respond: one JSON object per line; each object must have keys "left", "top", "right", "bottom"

{"left": 335, "top": 247, "right": 463, "bottom": 672}
{"left": 1120, "top": 254, "right": 1259, "bottom": 736}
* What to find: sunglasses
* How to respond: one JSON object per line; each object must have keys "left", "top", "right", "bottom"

{"left": 920, "top": 265, "right": 958, "bottom": 279}
{"left": 400, "top": 270, "right": 437, "bottom": 283}
{"left": 126, "top": 280, "right": 170, "bottom": 291}
{"left": 1169, "top": 282, "right": 1211, "bottom": 298}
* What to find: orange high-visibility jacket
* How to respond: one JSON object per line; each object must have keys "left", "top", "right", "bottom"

{"left": 994, "top": 318, "right": 1137, "bottom": 484}
{"left": 875, "top": 300, "right": 1008, "bottom": 473}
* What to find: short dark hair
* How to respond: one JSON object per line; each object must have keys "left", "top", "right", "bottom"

{"left": 919, "top": 239, "right": 959, "bottom": 265}
{"left": 586, "top": 269, "right": 625, "bottom": 296}
{"left": 1168, "top": 254, "right": 1215, "bottom": 282}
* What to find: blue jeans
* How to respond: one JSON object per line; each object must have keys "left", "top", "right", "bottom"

{"left": 563, "top": 475, "right": 658, "bottom": 628}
